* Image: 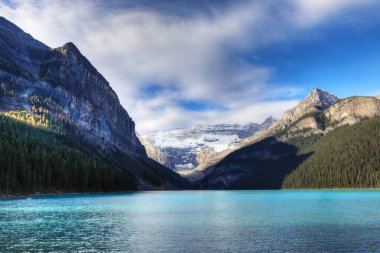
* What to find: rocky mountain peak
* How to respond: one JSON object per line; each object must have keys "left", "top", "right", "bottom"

{"left": 0, "top": 17, "right": 146, "bottom": 158}
{"left": 277, "top": 88, "right": 338, "bottom": 128}
{"left": 51, "top": 41, "right": 109, "bottom": 88}
{"left": 262, "top": 116, "right": 276, "bottom": 124}
{"left": 58, "top": 42, "right": 81, "bottom": 55}
{"left": 308, "top": 88, "right": 339, "bottom": 109}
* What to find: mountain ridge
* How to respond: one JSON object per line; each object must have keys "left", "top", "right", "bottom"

{"left": 0, "top": 17, "right": 187, "bottom": 192}
{"left": 275, "top": 88, "right": 339, "bottom": 128}
{"left": 0, "top": 16, "right": 144, "bottom": 157}
{"left": 140, "top": 116, "right": 276, "bottom": 175}
{"left": 239, "top": 88, "right": 339, "bottom": 147}
{"left": 198, "top": 89, "right": 380, "bottom": 189}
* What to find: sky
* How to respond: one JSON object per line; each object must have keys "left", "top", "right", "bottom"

{"left": 1, "top": 0, "right": 380, "bottom": 133}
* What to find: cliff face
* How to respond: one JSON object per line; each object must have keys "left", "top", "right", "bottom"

{"left": 0, "top": 17, "right": 145, "bottom": 158}
{"left": 325, "top": 96, "right": 380, "bottom": 126}
{"left": 273, "top": 88, "right": 339, "bottom": 130}
{"left": 0, "top": 17, "right": 49, "bottom": 81}
{"left": 0, "top": 17, "right": 187, "bottom": 190}
{"left": 139, "top": 136, "right": 173, "bottom": 167}
{"left": 38, "top": 42, "right": 146, "bottom": 157}
{"left": 276, "top": 96, "right": 380, "bottom": 139}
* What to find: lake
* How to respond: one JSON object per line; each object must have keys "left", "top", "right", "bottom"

{"left": 1, "top": 190, "right": 380, "bottom": 252}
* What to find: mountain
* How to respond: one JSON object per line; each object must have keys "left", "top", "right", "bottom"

{"left": 139, "top": 117, "right": 276, "bottom": 176}
{"left": 275, "top": 88, "right": 338, "bottom": 129}
{"left": 240, "top": 88, "right": 339, "bottom": 145}
{"left": 0, "top": 17, "right": 188, "bottom": 194}
{"left": 0, "top": 17, "right": 48, "bottom": 81}
{"left": 282, "top": 117, "right": 380, "bottom": 188}
{"left": 199, "top": 89, "right": 380, "bottom": 189}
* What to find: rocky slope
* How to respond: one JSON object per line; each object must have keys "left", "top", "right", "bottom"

{"left": 199, "top": 88, "right": 380, "bottom": 189}
{"left": 0, "top": 17, "right": 187, "bottom": 190}
{"left": 240, "top": 88, "right": 338, "bottom": 145}
{"left": 140, "top": 117, "right": 276, "bottom": 175}
{"left": 274, "top": 88, "right": 338, "bottom": 128}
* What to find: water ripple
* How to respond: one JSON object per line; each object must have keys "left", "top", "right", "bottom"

{"left": 1, "top": 191, "right": 380, "bottom": 252}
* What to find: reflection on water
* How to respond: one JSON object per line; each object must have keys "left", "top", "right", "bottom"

{"left": 1, "top": 191, "right": 380, "bottom": 252}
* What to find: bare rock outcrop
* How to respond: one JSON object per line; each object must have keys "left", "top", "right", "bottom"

{"left": 325, "top": 96, "right": 380, "bottom": 127}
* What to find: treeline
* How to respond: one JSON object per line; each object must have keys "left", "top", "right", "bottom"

{"left": 0, "top": 115, "right": 136, "bottom": 195}
{"left": 283, "top": 117, "right": 380, "bottom": 188}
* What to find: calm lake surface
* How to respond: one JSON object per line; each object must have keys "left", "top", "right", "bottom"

{"left": 1, "top": 190, "right": 380, "bottom": 252}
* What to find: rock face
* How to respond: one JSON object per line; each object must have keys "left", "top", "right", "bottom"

{"left": 277, "top": 95, "right": 380, "bottom": 139}
{"left": 140, "top": 117, "right": 276, "bottom": 174}
{"left": 275, "top": 88, "right": 338, "bottom": 129}
{"left": 325, "top": 96, "right": 380, "bottom": 126}
{"left": 0, "top": 17, "right": 48, "bottom": 81}
{"left": 199, "top": 89, "right": 380, "bottom": 189}
{"left": 0, "top": 17, "right": 187, "bottom": 189}
{"left": 243, "top": 88, "right": 339, "bottom": 144}
{"left": 39, "top": 42, "right": 146, "bottom": 157}
{"left": 0, "top": 17, "right": 144, "bottom": 157}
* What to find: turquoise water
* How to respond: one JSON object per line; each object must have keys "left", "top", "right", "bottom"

{"left": 1, "top": 191, "right": 380, "bottom": 252}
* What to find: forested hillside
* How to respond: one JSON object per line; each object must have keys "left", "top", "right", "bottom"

{"left": 283, "top": 117, "right": 380, "bottom": 188}
{"left": 201, "top": 117, "right": 380, "bottom": 189}
{"left": 0, "top": 114, "right": 136, "bottom": 195}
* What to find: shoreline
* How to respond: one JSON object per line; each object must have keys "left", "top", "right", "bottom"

{"left": 0, "top": 190, "right": 137, "bottom": 200}
{"left": 2, "top": 188, "right": 380, "bottom": 199}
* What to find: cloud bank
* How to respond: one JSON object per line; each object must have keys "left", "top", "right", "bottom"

{"left": 0, "top": 0, "right": 378, "bottom": 132}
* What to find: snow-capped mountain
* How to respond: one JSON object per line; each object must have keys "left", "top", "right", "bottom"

{"left": 139, "top": 117, "right": 276, "bottom": 174}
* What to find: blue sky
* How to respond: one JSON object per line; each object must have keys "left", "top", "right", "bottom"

{"left": 1, "top": 0, "right": 380, "bottom": 132}
{"left": 253, "top": 14, "right": 380, "bottom": 98}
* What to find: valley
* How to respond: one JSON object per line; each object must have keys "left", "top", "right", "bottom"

{"left": 1, "top": 16, "right": 380, "bottom": 193}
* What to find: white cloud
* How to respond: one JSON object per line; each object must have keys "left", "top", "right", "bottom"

{"left": 292, "top": 0, "right": 378, "bottom": 26}
{"left": 133, "top": 97, "right": 300, "bottom": 132}
{"left": 0, "top": 0, "right": 377, "bottom": 133}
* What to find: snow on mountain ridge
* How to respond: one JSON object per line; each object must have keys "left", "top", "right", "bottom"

{"left": 143, "top": 122, "right": 267, "bottom": 151}
{"left": 140, "top": 117, "right": 277, "bottom": 172}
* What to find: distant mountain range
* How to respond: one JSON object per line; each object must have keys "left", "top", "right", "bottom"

{"left": 139, "top": 117, "right": 276, "bottom": 175}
